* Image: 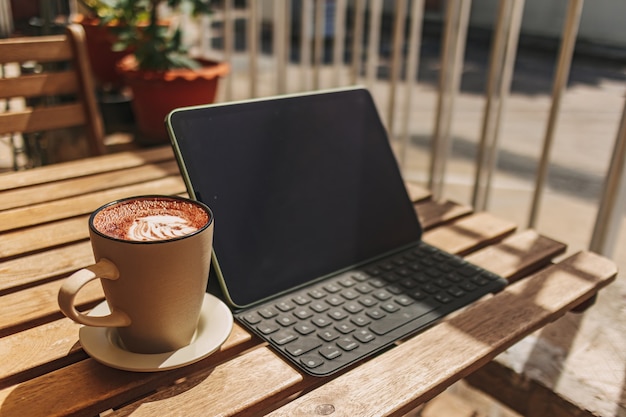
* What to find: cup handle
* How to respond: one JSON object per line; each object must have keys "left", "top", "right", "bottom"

{"left": 58, "top": 258, "right": 131, "bottom": 327}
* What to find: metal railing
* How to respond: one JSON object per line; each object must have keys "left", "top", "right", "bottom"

{"left": 202, "top": 0, "right": 625, "bottom": 259}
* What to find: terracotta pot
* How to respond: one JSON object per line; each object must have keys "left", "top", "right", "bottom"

{"left": 118, "top": 55, "right": 230, "bottom": 144}
{"left": 75, "top": 15, "right": 132, "bottom": 90}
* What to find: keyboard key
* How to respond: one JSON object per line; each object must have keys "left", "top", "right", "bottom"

{"left": 341, "top": 289, "right": 360, "bottom": 300}
{"left": 395, "top": 295, "right": 414, "bottom": 306}
{"left": 372, "top": 290, "right": 392, "bottom": 301}
{"left": 367, "top": 278, "right": 387, "bottom": 288}
{"left": 319, "top": 329, "right": 340, "bottom": 342}
{"left": 353, "top": 329, "right": 375, "bottom": 343}
{"left": 337, "top": 337, "right": 359, "bottom": 351}
{"left": 301, "top": 355, "right": 324, "bottom": 369}
{"left": 258, "top": 307, "right": 278, "bottom": 319}
{"left": 447, "top": 287, "right": 466, "bottom": 298}
{"left": 328, "top": 309, "right": 348, "bottom": 321}
{"left": 276, "top": 301, "right": 295, "bottom": 312}
{"left": 286, "top": 338, "right": 322, "bottom": 356}
{"left": 351, "top": 271, "right": 370, "bottom": 281}
{"left": 294, "top": 323, "right": 316, "bottom": 335}
{"left": 311, "top": 301, "right": 330, "bottom": 313}
{"left": 355, "top": 283, "right": 373, "bottom": 294}
{"left": 369, "top": 303, "right": 437, "bottom": 335}
{"left": 366, "top": 309, "right": 386, "bottom": 320}
{"left": 335, "top": 322, "right": 355, "bottom": 334}
{"left": 312, "top": 316, "right": 332, "bottom": 327}
{"left": 338, "top": 276, "right": 357, "bottom": 287}
{"left": 276, "top": 315, "right": 297, "bottom": 326}
{"left": 242, "top": 312, "right": 262, "bottom": 324}
{"left": 293, "top": 308, "right": 314, "bottom": 320}
{"left": 326, "top": 295, "right": 345, "bottom": 306}
{"left": 271, "top": 330, "right": 298, "bottom": 345}
{"left": 257, "top": 322, "right": 279, "bottom": 334}
{"left": 324, "top": 283, "right": 342, "bottom": 293}
{"left": 292, "top": 294, "right": 311, "bottom": 305}
{"left": 434, "top": 293, "right": 454, "bottom": 304}
{"left": 308, "top": 288, "right": 326, "bottom": 299}
{"left": 343, "top": 302, "right": 363, "bottom": 314}
{"left": 319, "top": 345, "right": 342, "bottom": 360}
{"left": 380, "top": 302, "right": 400, "bottom": 313}
{"left": 350, "top": 315, "right": 371, "bottom": 326}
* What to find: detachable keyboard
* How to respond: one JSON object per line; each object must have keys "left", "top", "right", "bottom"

{"left": 236, "top": 242, "right": 507, "bottom": 376}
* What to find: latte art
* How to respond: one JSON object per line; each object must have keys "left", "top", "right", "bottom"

{"left": 92, "top": 197, "right": 210, "bottom": 242}
{"left": 127, "top": 215, "right": 200, "bottom": 241}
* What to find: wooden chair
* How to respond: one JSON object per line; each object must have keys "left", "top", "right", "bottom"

{"left": 0, "top": 24, "right": 106, "bottom": 168}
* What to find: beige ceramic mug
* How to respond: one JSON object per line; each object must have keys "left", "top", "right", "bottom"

{"left": 58, "top": 195, "right": 214, "bottom": 354}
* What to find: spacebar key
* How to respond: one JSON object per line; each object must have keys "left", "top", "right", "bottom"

{"left": 369, "top": 303, "right": 438, "bottom": 336}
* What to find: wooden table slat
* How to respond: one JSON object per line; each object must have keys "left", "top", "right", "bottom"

{"left": 416, "top": 199, "right": 473, "bottom": 230}
{"left": 465, "top": 229, "right": 567, "bottom": 281}
{"left": 405, "top": 182, "right": 432, "bottom": 203}
{"left": 0, "top": 147, "right": 174, "bottom": 191}
{"left": 0, "top": 216, "right": 89, "bottom": 260}
{"left": 0, "top": 324, "right": 257, "bottom": 417}
{"left": 0, "top": 275, "right": 102, "bottom": 336}
{"left": 0, "top": 176, "right": 186, "bottom": 232}
{"left": 1, "top": 241, "right": 93, "bottom": 293}
{"left": 423, "top": 211, "right": 517, "bottom": 255}
{"left": 0, "top": 160, "right": 180, "bottom": 211}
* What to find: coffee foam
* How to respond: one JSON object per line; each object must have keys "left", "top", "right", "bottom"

{"left": 93, "top": 198, "right": 209, "bottom": 242}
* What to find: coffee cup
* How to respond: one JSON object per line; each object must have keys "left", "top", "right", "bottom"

{"left": 58, "top": 195, "right": 214, "bottom": 354}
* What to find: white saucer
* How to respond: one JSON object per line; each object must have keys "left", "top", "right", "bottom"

{"left": 79, "top": 293, "right": 233, "bottom": 372}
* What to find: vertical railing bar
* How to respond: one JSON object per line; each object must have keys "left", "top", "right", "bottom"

{"left": 300, "top": 0, "right": 312, "bottom": 91}
{"left": 528, "top": 0, "right": 583, "bottom": 228}
{"left": 386, "top": 0, "right": 407, "bottom": 137}
{"left": 589, "top": 100, "right": 626, "bottom": 257}
{"left": 274, "top": 0, "right": 288, "bottom": 94}
{"left": 332, "top": 0, "right": 347, "bottom": 86}
{"left": 365, "top": 0, "right": 383, "bottom": 89}
{"left": 399, "top": 0, "right": 425, "bottom": 170}
{"left": 428, "top": 0, "right": 472, "bottom": 200}
{"left": 223, "top": 0, "right": 234, "bottom": 101}
{"left": 350, "top": 0, "right": 365, "bottom": 85}
{"left": 472, "top": 0, "right": 524, "bottom": 210}
{"left": 247, "top": 0, "right": 259, "bottom": 98}
{"left": 313, "top": 0, "right": 325, "bottom": 90}
{"left": 0, "top": 0, "right": 13, "bottom": 38}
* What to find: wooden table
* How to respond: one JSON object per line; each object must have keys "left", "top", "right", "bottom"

{"left": 0, "top": 146, "right": 617, "bottom": 417}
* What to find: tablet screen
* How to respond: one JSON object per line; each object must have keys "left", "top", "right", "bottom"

{"left": 167, "top": 88, "right": 422, "bottom": 307}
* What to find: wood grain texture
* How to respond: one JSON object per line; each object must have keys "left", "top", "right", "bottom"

{"left": 0, "top": 324, "right": 256, "bottom": 417}
{"left": 423, "top": 211, "right": 517, "bottom": 255}
{"left": 0, "top": 216, "right": 89, "bottom": 260}
{"left": 0, "top": 176, "right": 186, "bottom": 232}
{"left": 415, "top": 199, "right": 473, "bottom": 230}
{"left": 0, "top": 160, "right": 180, "bottom": 211}
{"left": 0, "top": 147, "right": 174, "bottom": 191}
{"left": 0, "top": 72, "right": 79, "bottom": 99}
{"left": 0, "top": 35, "right": 70, "bottom": 64}
{"left": 465, "top": 229, "right": 567, "bottom": 281}
{"left": 0, "top": 104, "right": 87, "bottom": 135}
{"left": 405, "top": 182, "right": 431, "bottom": 202}
{"left": 109, "top": 348, "right": 304, "bottom": 417}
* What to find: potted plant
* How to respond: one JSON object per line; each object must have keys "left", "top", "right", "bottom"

{"left": 75, "top": 0, "right": 143, "bottom": 91}
{"left": 111, "top": 0, "right": 229, "bottom": 144}
{"left": 83, "top": 0, "right": 229, "bottom": 145}
{"left": 75, "top": 0, "right": 152, "bottom": 135}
